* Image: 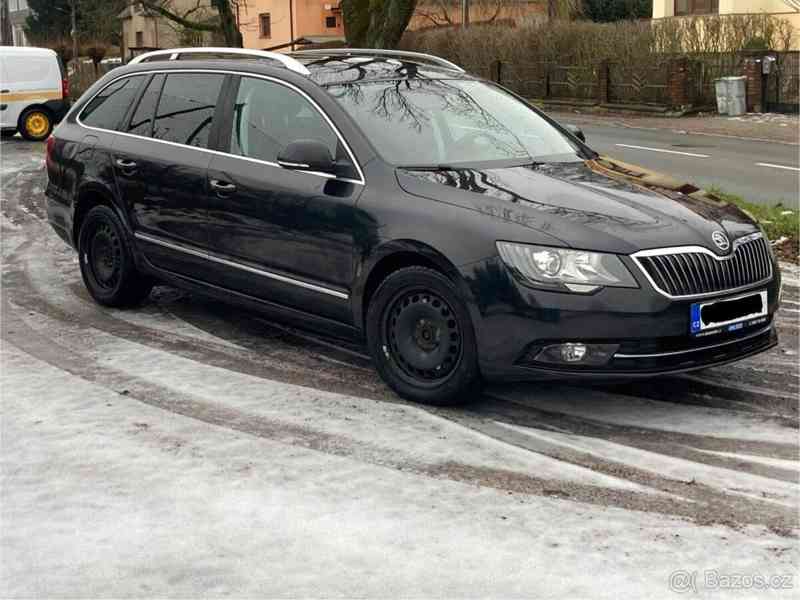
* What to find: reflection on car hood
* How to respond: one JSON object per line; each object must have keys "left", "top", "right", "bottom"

{"left": 396, "top": 159, "right": 760, "bottom": 254}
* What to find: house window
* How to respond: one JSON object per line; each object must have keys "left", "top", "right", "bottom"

{"left": 674, "top": 0, "right": 718, "bottom": 15}
{"left": 135, "top": 31, "right": 144, "bottom": 47}
{"left": 325, "top": 16, "right": 337, "bottom": 28}
{"left": 259, "top": 13, "right": 271, "bottom": 38}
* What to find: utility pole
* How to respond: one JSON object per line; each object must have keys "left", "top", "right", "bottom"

{"left": 71, "top": 0, "right": 79, "bottom": 70}
{"left": 1, "top": 0, "right": 13, "bottom": 46}
{"left": 461, "top": 0, "right": 469, "bottom": 29}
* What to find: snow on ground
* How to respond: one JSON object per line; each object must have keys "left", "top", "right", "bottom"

{"left": 2, "top": 344, "right": 797, "bottom": 599}
{"left": 1, "top": 139, "right": 798, "bottom": 598}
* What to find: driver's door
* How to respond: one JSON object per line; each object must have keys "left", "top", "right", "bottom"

{"left": 204, "top": 75, "right": 362, "bottom": 321}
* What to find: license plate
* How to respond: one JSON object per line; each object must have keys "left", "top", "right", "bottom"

{"left": 690, "top": 290, "right": 768, "bottom": 337}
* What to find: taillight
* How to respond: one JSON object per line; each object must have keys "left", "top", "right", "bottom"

{"left": 46, "top": 136, "right": 56, "bottom": 168}
{"left": 61, "top": 78, "right": 69, "bottom": 99}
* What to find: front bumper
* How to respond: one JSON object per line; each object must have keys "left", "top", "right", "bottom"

{"left": 463, "top": 256, "right": 781, "bottom": 382}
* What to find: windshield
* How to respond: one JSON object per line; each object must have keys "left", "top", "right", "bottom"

{"left": 327, "top": 78, "right": 582, "bottom": 167}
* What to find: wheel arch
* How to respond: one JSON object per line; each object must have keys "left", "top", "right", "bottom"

{"left": 72, "top": 183, "right": 130, "bottom": 249}
{"left": 354, "top": 239, "right": 476, "bottom": 331}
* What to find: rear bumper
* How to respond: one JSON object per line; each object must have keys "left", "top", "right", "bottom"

{"left": 463, "top": 256, "right": 781, "bottom": 382}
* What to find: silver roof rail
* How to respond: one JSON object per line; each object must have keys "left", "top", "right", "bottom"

{"left": 289, "top": 48, "right": 465, "bottom": 73}
{"left": 128, "top": 47, "right": 311, "bottom": 76}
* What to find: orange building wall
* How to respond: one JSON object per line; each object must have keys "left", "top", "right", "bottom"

{"left": 240, "top": 0, "right": 344, "bottom": 51}
{"left": 409, "top": 1, "right": 544, "bottom": 30}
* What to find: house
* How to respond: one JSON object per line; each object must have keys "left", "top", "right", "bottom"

{"left": 118, "top": 1, "right": 218, "bottom": 62}
{"left": 652, "top": 0, "right": 800, "bottom": 48}
{"left": 8, "top": 0, "right": 29, "bottom": 46}
{"left": 409, "top": 0, "right": 544, "bottom": 30}
{"left": 238, "top": 0, "right": 345, "bottom": 51}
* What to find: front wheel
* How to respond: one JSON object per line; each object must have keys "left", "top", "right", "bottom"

{"left": 366, "top": 266, "right": 481, "bottom": 405}
{"left": 78, "top": 205, "right": 153, "bottom": 307}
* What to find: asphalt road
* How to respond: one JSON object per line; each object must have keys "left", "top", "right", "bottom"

{"left": 2, "top": 139, "right": 799, "bottom": 596}
{"left": 572, "top": 121, "right": 799, "bottom": 208}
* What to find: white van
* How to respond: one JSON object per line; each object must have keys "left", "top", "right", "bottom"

{"left": 0, "top": 46, "right": 70, "bottom": 141}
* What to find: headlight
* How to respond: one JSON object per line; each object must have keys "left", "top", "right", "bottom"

{"left": 496, "top": 242, "right": 638, "bottom": 293}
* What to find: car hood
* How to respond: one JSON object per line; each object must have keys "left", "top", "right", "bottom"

{"left": 396, "top": 159, "right": 760, "bottom": 255}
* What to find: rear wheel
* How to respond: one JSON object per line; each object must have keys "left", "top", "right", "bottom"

{"left": 366, "top": 266, "right": 481, "bottom": 405}
{"left": 78, "top": 205, "right": 152, "bottom": 307}
{"left": 19, "top": 107, "right": 53, "bottom": 141}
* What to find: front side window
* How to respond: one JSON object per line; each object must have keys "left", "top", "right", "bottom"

{"left": 229, "top": 76, "right": 339, "bottom": 165}
{"left": 152, "top": 73, "right": 224, "bottom": 148}
{"left": 126, "top": 73, "right": 165, "bottom": 137}
{"left": 81, "top": 75, "right": 145, "bottom": 130}
{"left": 328, "top": 78, "right": 580, "bottom": 167}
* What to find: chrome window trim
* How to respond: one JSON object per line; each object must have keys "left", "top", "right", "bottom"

{"left": 613, "top": 325, "right": 772, "bottom": 359}
{"left": 134, "top": 232, "right": 349, "bottom": 300}
{"left": 630, "top": 232, "right": 773, "bottom": 300}
{"left": 75, "top": 69, "right": 366, "bottom": 186}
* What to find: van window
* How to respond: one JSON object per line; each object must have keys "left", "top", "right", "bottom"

{"left": 152, "top": 73, "right": 224, "bottom": 148}
{"left": 81, "top": 76, "right": 145, "bottom": 130}
{"left": 126, "top": 74, "right": 165, "bottom": 137}
{"left": 229, "top": 76, "right": 339, "bottom": 164}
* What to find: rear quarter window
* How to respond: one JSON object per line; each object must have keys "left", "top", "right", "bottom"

{"left": 151, "top": 73, "right": 224, "bottom": 148}
{"left": 80, "top": 75, "right": 145, "bottom": 130}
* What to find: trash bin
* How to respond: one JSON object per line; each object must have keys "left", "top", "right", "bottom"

{"left": 714, "top": 78, "right": 729, "bottom": 115}
{"left": 726, "top": 76, "right": 747, "bottom": 116}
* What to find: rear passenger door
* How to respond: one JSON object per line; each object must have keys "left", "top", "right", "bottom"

{"left": 205, "top": 75, "right": 363, "bottom": 322}
{"left": 112, "top": 71, "right": 226, "bottom": 277}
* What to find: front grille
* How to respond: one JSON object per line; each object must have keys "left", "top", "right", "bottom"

{"left": 633, "top": 234, "right": 772, "bottom": 298}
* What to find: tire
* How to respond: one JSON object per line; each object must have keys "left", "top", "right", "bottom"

{"left": 19, "top": 107, "right": 53, "bottom": 141}
{"left": 1, "top": 129, "right": 16, "bottom": 139}
{"left": 366, "top": 266, "right": 482, "bottom": 405}
{"left": 78, "top": 205, "right": 153, "bottom": 307}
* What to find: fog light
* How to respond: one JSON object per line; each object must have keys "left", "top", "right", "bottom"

{"left": 533, "top": 343, "right": 619, "bottom": 366}
{"left": 561, "top": 343, "right": 587, "bottom": 362}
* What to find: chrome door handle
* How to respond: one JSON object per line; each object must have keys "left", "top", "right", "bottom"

{"left": 115, "top": 158, "right": 137, "bottom": 169}
{"left": 210, "top": 179, "right": 237, "bottom": 193}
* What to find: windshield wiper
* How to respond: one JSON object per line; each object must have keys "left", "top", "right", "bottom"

{"left": 399, "top": 164, "right": 458, "bottom": 171}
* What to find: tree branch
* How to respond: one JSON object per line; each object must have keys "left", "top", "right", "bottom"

{"left": 138, "top": 1, "right": 218, "bottom": 32}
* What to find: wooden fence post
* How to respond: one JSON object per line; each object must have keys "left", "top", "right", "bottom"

{"left": 598, "top": 60, "right": 610, "bottom": 105}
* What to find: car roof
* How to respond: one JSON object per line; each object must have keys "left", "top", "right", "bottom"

{"left": 291, "top": 55, "right": 474, "bottom": 86}
{"left": 121, "top": 48, "right": 475, "bottom": 87}
{"left": 0, "top": 46, "right": 58, "bottom": 57}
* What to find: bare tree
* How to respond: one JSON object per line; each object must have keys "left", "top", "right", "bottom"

{"left": 138, "top": 0, "right": 245, "bottom": 47}
{"left": 340, "top": 0, "right": 418, "bottom": 48}
{"left": 413, "top": 0, "right": 516, "bottom": 29}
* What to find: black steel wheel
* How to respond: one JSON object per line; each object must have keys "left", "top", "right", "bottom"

{"left": 384, "top": 288, "right": 462, "bottom": 386}
{"left": 366, "top": 266, "right": 481, "bottom": 405}
{"left": 78, "top": 205, "right": 153, "bottom": 307}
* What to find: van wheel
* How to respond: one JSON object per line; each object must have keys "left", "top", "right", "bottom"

{"left": 78, "top": 205, "right": 152, "bottom": 307}
{"left": 366, "top": 266, "right": 482, "bottom": 406}
{"left": 19, "top": 107, "right": 53, "bottom": 141}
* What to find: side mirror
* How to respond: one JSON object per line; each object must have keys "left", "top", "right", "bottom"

{"left": 565, "top": 124, "right": 586, "bottom": 143}
{"left": 277, "top": 139, "right": 335, "bottom": 174}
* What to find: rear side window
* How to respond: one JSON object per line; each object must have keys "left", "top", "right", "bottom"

{"left": 126, "top": 74, "right": 165, "bottom": 137}
{"left": 81, "top": 76, "right": 145, "bottom": 130}
{"left": 229, "top": 76, "right": 339, "bottom": 164}
{"left": 152, "top": 73, "right": 224, "bottom": 148}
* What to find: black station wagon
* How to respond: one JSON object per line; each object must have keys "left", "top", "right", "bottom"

{"left": 45, "top": 47, "right": 781, "bottom": 405}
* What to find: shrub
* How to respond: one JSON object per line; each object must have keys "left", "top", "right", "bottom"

{"left": 399, "top": 14, "right": 796, "bottom": 72}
